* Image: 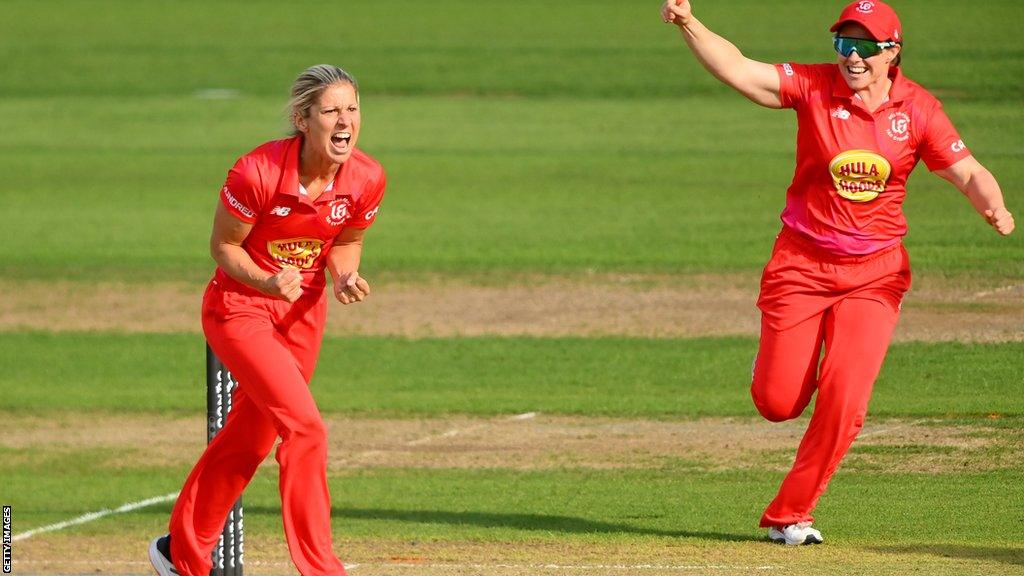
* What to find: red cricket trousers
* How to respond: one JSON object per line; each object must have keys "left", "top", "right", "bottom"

{"left": 168, "top": 280, "right": 346, "bottom": 576}
{"left": 752, "top": 226, "right": 911, "bottom": 528}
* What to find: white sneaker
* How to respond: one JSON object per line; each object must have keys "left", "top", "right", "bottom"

{"left": 768, "top": 523, "right": 823, "bottom": 545}
{"left": 148, "top": 534, "right": 180, "bottom": 576}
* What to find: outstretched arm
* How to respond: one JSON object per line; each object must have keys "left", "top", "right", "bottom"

{"left": 934, "top": 156, "right": 1015, "bottom": 235}
{"left": 661, "top": 0, "right": 782, "bottom": 108}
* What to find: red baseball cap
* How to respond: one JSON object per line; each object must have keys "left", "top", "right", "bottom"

{"left": 830, "top": 0, "right": 902, "bottom": 43}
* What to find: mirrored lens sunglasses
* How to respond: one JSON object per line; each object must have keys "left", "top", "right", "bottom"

{"left": 833, "top": 36, "right": 898, "bottom": 58}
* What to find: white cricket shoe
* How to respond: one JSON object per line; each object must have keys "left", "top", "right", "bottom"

{"left": 768, "top": 522, "right": 823, "bottom": 545}
{"left": 149, "top": 534, "right": 180, "bottom": 576}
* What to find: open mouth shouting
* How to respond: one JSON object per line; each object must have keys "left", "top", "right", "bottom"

{"left": 330, "top": 131, "right": 352, "bottom": 153}
{"left": 304, "top": 82, "right": 361, "bottom": 164}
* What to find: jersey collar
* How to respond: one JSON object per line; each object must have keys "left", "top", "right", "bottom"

{"left": 831, "top": 65, "right": 910, "bottom": 108}
{"left": 279, "top": 136, "right": 352, "bottom": 204}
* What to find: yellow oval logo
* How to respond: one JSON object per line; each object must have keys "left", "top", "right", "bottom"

{"left": 828, "top": 150, "right": 891, "bottom": 202}
{"left": 267, "top": 237, "right": 324, "bottom": 270}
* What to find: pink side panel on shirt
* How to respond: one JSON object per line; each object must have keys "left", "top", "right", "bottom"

{"left": 771, "top": 62, "right": 971, "bottom": 256}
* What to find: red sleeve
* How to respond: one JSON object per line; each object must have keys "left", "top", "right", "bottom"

{"left": 919, "top": 105, "right": 971, "bottom": 171}
{"left": 775, "top": 63, "right": 828, "bottom": 109}
{"left": 219, "top": 156, "right": 264, "bottom": 224}
{"left": 348, "top": 169, "right": 386, "bottom": 230}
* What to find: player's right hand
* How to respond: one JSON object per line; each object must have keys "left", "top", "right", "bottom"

{"left": 662, "top": 0, "right": 692, "bottom": 27}
{"left": 262, "top": 268, "right": 304, "bottom": 302}
{"left": 984, "top": 207, "right": 1015, "bottom": 236}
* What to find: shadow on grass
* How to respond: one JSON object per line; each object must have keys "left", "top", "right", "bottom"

{"left": 249, "top": 506, "right": 761, "bottom": 542}
{"left": 871, "top": 544, "right": 1024, "bottom": 567}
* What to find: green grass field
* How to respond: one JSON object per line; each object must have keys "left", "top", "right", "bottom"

{"left": 1, "top": 1, "right": 1022, "bottom": 575}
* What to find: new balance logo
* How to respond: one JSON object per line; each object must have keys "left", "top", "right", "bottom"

{"left": 270, "top": 206, "right": 291, "bottom": 217}
{"left": 831, "top": 106, "right": 851, "bottom": 120}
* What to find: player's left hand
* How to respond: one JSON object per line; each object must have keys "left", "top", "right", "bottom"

{"left": 662, "top": 0, "right": 693, "bottom": 27}
{"left": 335, "top": 271, "right": 370, "bottom": 304}
{"left": 985, "top": 206, "right": 1015, "bottom": 235}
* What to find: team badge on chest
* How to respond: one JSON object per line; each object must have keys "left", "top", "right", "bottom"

{"left": 886, "top": 111, "right": 911, "bottom": 142}
{"left": 326, "top": 198, "right": 352, "bottom": 226}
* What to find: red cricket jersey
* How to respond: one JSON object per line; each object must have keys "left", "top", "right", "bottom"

{"left": 215, "top": 136, "right": 385, "bottom": 294}
{"left": 775, "top": 63, "right": 971, "bottom": 255}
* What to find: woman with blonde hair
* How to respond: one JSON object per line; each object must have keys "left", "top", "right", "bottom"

{"left": 150, "top": 64, "right": 385, "bottom": 576}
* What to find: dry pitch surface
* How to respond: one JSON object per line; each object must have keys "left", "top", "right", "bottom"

{"left": 5, "top": 272, "right": 1022, "bottom": 575}
{"left": 10, "top": 412, "right": 1023, "bottom": 575}
{"left": 16, "top": 536, "right": 1024, "bottom": 576}
{"left": 1, "top": 273, "right": 1021, "bottom": 342}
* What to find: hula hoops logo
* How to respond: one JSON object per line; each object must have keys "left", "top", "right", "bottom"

{"left": 268, "top": 237, "right": 324, "bottom": 269}
{"left": 829, "top": 150, "right": 891, "bottom": 203}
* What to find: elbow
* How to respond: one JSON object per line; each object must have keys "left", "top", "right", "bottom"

{"left": 959, "top": 171, "right": 986, "bottom": 198}
{"left": 210, "top": 239, "right": 229, "bottom": 267}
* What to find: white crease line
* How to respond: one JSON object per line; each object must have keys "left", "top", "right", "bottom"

{"left": 6, "top": 412, "right": 936, "bottom": 544}
{"left": 972, "top": 284, "right": 1023, "bottom": 298}
{"left": 13, "top": 560, "right": 329, "bottom": 567}
{"left": 12, "top": 412, "right": 540, "bottom": 542}
{"left": 405, "top": 412, "right": 537, "bottom": 446}
{"left": 857, "top": 418, "right": 932, "bottom": 439}
{"left": 510, "top": 412, "right": 538, "bottom": 421}
{"left": 12, "top": 492, "right": 179, "bottom": 542}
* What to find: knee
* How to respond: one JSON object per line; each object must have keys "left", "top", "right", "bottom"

{"left": 212, "top": 418, "right": 278, "bottom": 465}
{"left": 281, "top": 413, "right": 328, "bottom": 445}
{"left": 753, "top": 396, "right": 805, "bottom": 422}
{"left": 751, "top": 381, "right": 808, "bottom": 422}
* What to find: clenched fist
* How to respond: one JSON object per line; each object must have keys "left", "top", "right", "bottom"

{"left": 661, "top": 0, "right": 693, "bottom": 27}
{"left": 262, "top": 268, "right": 304, "bottom": 302}
{"left": 985, "top": 207, "right": 1015, "bottom": 236}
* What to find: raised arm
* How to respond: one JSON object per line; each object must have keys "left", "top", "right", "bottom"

{"left": 934, "top": 156, "right": 1015, "bottom": 236}
{"left": 662, "top": 0, "right": 782, "bottom": 108}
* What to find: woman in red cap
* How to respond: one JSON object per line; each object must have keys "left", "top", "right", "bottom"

{"left": 660, "top": 0, "right": 1014, "bottom": 544}
{"left": 149, "top": 64, "right": 385, "bottom": 575}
